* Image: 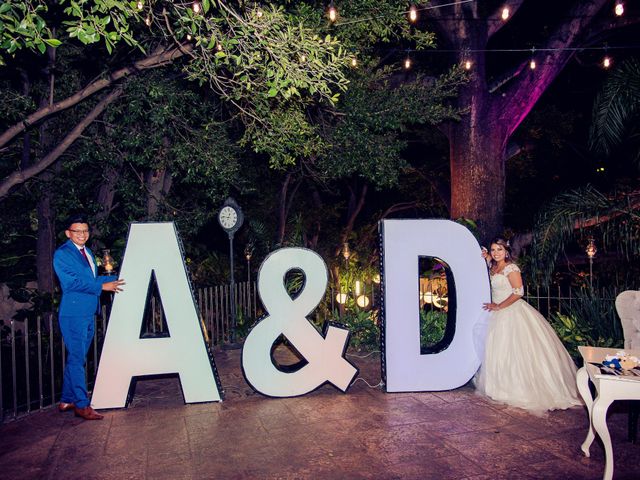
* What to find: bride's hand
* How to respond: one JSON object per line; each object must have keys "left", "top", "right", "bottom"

{"left": 483, "top": 302, "right": 500, "bottom": 311}
{"left": 481, "top": 246, "right": 490, "bottom": 260}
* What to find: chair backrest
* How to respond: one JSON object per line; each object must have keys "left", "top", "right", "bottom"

{"left": 615, "top": 290, "right": 640, "bottom": 350}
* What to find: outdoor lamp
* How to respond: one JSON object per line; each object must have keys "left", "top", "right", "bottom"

{"left": 355, "top": 280, "right": 361, "bottom": 296}
{"left": 102, "top": 249, "right": 115, "bottom": 274}
{"left": 422, "top": 292, "right": 434, "bottom": 304}
{"left": 356, "top": 295, "right": 370, "bottom": 308}
{"left": 342, "top": 243, "right": 351, "bottom": 260}
{"left": 336, "top": 292, "right": 348, "bottom": 304}
{"left": 586, "top": 238, "right": 597, "bottom": 258}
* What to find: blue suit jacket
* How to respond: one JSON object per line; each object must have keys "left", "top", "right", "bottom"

{"left": 53, "top": 240, "right": 115, "bottom": 316}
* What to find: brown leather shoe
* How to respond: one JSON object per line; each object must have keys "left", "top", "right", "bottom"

{"left": 58, "top": 402, "right": 75, "bottom": 412}
{"left": 74, "top": 406, "right": 104, "bottom": 420}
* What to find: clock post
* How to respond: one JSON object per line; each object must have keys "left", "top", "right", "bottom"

{"left": 218, "top": 197, "right": 244, "bottom": 343}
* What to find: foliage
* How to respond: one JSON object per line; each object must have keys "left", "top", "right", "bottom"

{"left": 420, "top": 309, "right": 446, "bottom": 349}
{"left": 0, "top": 0, "right": 142, "bottom": 61}
{"left": 549, "top": 287, "right": 623, "bottom": 360}
{"left": 337, "top": 308, "right": 379, "bottom": 351}
{"left": 590, "top": 57, "right": 640, "bottom": 163}
{"left": 529, "top": 185, "right": 640, "bottom": 284}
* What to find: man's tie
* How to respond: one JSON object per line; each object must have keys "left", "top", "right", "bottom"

{"left": 80, "top": 248, "right": 92, "bottom": 268}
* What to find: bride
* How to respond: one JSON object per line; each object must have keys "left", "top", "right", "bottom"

{"left": 475, "top": 237, "right": 582, "bottom": 411}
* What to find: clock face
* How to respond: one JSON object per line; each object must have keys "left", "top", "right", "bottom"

{"left": 219, "top": 206, "right": 238, "bottom": 230}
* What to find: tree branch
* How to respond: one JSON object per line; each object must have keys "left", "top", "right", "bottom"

{"left": 0, "top": 44, "right": 191, "bottom": 150}
{"left": 0, "top": 87, "right": 124, "bottom": 200}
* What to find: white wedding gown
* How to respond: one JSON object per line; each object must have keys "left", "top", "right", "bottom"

{"left": 475, "top": 263, "right": 582, "bottom": 411}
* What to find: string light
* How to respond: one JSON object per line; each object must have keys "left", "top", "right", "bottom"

{"left": 136, "top": 1, "right": 143, "bottom": 10}
{"left": 144, "top": 15, "right": 151, "bottom": 26}
{"left": 328, "top": 2, "right": 337, "bottom": 23}
{"left": 216, "top": 42, "right": 223, "bottom": 51}
{"left": 404, "top": 55, "right": 412, "bottom": 70}
{"left": 615, "top": 2, "right": 624, "bottom": 16}
{"left": 300, "top": 54, "right": 307, "bottom": 62}
{"left": 186, "top": 33, "right": 192, "bottom": 41}
{"left": 256, "top": 9, "right": 264, "bottom": 18}
{"left": 464, "top": 59, "right": 472, "bottom": 70}
{"left": 529, "top": 48, "right": 536, "bottom": 70}
{"left": 192, "top": 1, "right": 201, "bottom": 14}
{"left": 501, "top": 7, "right": 509, "bottom": 21}
{"left": 603, "top": 55, "right": 611, "bottom": 68}
{"left": 409, "top": 4, "right": 418, "bottom": 23}
{"left": 351, "top": 57, "right": 357, "bottom": 67}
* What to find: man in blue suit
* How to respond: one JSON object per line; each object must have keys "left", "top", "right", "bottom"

{"left": 53, "top": 214, "right": 125, "bottom": 420}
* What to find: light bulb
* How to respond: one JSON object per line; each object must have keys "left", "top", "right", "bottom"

{"left": 355, "top": 280, "right": 361, "bottom": 296}
{"left": 356, "top": 295, "right": 370, "bottom": 308}
{"left": 328, "top": 3, "right": 337, "bottom": 22}
{"left": 501, "top": 7, "right": 509, "bottom": 20}
{"left": 351, "top": 57, "right": 357, "bottom": 67}
{"left": 136, "top": 1, "right": 143, "bottom": 10}
{"left": 256, "top": 9, "right": 263, "bottom": 18}
{"left": 186, "top": 34, "right": 192, "bottom": 41}
{"left": 216, "top": 43, "right": 223, "bottom": 51}
{"left": 603, "top": 56, "right": 611, "bottom": 68}
{"left": 300, "top": 54, "right": 307, "bottom": 62}
{"left": 145, "top": 15, "right": 151, "bottom": 26}
{"left": 409, "top": 5, "right": 418, "bottom": 23}
{"left": 192, "top": 2, "right": 201, "bottom": 14}
{"left": 464, "top": 60, "right": 472, "bottom": 70}
{"left": 404, "top": 57, "right": 411, "bottom": 69}
{"left": 529, "top": 59, "right": 536, "bottom": 70}
{"left": 615, "top": 2, "right": 624, "bottom": 16}
{"left": 336, "top": 292, "right": 348, "bottom": 304}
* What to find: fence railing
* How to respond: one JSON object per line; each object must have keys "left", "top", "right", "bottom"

{"left": 1, "top": 281, "right": 620, "bottom": 423}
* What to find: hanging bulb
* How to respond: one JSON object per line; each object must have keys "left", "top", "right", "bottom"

{"left": 192, "top": 1, "right": 201, "bottom": 14}
{"left": 603, "top": 56, "right": 611, "bottom": 68}
{"left": 409, "top": 4, "right": 418, "bottom": 23}
{"left": 501, "top": 7, "right": 509, "bottom": 20}
{"left": 144, "top": 15, "right": 151, "bottom": 26}
{"left": 529, "top": 58, "right": 536, "bottom": 69}
{"left": 186, "top": 33, "right": 192, "bottom": 41}
{"left": 404, "top": 56, "right": 412, "bottom": 70}
{"left": 136, "top": 1, "right": 143, "bottom": 10}
{"left": 328, "top": 2, "right": 337, "bottom": 22}
{"left": 351, "top": 57, "right": 357, "bottom": 67}
{"left": 615, "top": 2, "right": 624, "bottom": 16}
{"left": 216, "top": 42, "right": 223, "bottom": 51}
{"left": 464, "top": 60, "right": 472, "bottom": 70}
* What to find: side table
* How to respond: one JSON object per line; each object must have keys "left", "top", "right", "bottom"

{"left": 577, "top": 346, "right": 640, "bottom": 480}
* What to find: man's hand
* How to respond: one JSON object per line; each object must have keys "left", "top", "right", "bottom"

{"left": 103, "top": 279, "right": 125, "bottom": 292}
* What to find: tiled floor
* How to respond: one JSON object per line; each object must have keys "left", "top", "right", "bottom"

{"left": 1, "top": 348, "right": 639, "bottom": 479}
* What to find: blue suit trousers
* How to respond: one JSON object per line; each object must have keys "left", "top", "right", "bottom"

{"left": 59, "top": 314, "right": 95, "bottom": 408}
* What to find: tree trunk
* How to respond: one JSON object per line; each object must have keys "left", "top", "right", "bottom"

{"left": 447, "top": 99, "right": 507, "bottom": 242}
{"left": 36, "top": 43, "right": 57, "bottom": 298}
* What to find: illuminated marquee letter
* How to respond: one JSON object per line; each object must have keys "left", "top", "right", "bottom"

{"left": 92, "top": 222, "right": 222, "bottom": 409}
{"left": 242, "top": 248, "right": 358, "bottom": 397}
{"left": 382, "top": 219, "right": 490, "bottom": 392}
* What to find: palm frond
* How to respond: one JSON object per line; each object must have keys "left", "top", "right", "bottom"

{"left": 530, "top": 185, "right": 640, "bottom": 283}
{"left": 590, "top": 58, "right": 640, "bottom": 155}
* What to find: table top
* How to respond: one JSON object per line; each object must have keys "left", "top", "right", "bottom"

{"left": 578, "top": 346, "right": 640, "bottom": 383}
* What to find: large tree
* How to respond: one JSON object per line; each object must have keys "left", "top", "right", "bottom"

{"left": 428, "top": 0, "right": 636, "bottom": 240}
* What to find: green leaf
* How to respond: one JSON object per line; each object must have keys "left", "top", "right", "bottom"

{"left": 267, "top": 88, "right": 278, "bottom": 97}
{"left": 43, "top": 38, "right": 62, "bottom": 47}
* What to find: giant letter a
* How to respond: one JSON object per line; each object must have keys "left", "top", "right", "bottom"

{"left": 92, "top": 222, "right": 222, "bottom": 409}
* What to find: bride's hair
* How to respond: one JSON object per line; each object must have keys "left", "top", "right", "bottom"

{"left": 489, "top": 236, "right": 515, "bottom": 266}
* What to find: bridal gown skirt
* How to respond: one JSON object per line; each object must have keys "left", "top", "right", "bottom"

{"left": 475, "top": 299, "right": 582, "bottom": 411}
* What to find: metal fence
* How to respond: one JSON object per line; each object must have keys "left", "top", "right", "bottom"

{"left": 0, "top": 280, "right": 257, "bottom": 424}
{"left": 0, "top": 281, "right": 620, "bottom": 423}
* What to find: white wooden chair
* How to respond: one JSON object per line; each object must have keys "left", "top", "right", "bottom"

{"left": 615, "top": 290, "right": 640, "bottom": 443}
{"left": 615, "top": 290, "right": 640, "bottom": 349}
